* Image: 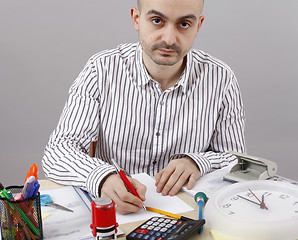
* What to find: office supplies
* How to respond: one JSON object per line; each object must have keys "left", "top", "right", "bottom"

{"left": 194, "top": 192, "right": 208, "bottom": 233}
{"left": 24, "top": 163, "right": 39, "bottom": 183}
{"left": 111, "top": 158, "right": 146, "bottom": 210}
{"left": 13, "top": 193, "right": 39, "bottom": 228}
{"left": 28, "top": 180, "right": 40, "bottom": 198}
{"left": 204, "top": 180, "right": 298, "bottom": 240}
{"left": 90, "top": 198, "right": 118, "bottom": 239}
{"left": 0, "top": 185, "right": 43, "bottom": 239}
{"left": 224, "top": 151, "right": 278, "bottom": 182}
{"left": 126, "top": 216, "right": 205, "bottom": 240}
{"left": 40, "top": 185, "right": 124, "bottom": 239}
{"left": 40, "top": 194, "right": 73, "bottom": 212}
{"left": 145, "top": 207, "right": 192, "bottom": 221}
{"left": 22, "top": 175, "right": 36, "bottom": 199}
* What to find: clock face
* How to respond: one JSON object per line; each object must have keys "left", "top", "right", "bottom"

{"left": 204, "top": 180, "right": 298, "bottom": 240}
{"left": 218, "top": 183, "right": 298, "bottom": 222}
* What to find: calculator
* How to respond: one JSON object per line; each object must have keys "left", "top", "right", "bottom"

{"left": 126, "top": 216, "right": 205, "bottom": 240}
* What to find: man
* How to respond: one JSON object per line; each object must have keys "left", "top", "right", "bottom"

{"left": 42, "top": 0, "right": 246, "bottom": 215}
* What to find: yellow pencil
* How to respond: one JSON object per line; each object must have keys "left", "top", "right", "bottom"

{"left": 145, "top": 207, "right": 192, "bottom": 221}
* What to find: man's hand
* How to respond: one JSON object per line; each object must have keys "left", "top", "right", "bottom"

{"left": 100, "top": 174, "right": 146, "bottom": 214}
{"left": 155, "top": 157, "right": 201, "bottom": 196}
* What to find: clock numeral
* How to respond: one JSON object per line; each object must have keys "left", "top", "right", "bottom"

{"left": 262, "top": 192, "right": 272, "bottom": 197}
{"left": 228, "top": 211, "right": 235, "bottom": 215}
{"left": 295, "top": 210, "right": 298, "bottom": 214}
{"left": 293, "top": 202, "right": 298, "bottom": 206}
{"left": 222, "top": 203, "right": 231, "bottom": 208}
{"left": 245, "top": 192, "right": 253, "bottom": 198}
{"left": 231, "top": 196, "right": 239, "bottom": 201}
{"left": 279, "top": 194, "right": 289, "bottom": 200}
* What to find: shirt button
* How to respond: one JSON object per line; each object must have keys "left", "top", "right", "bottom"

{"left": 153, "top": 161, "right": 157, "bottom": 165}
{"left": 160, "top": 101, "right": 164, "bottom": 105}
{"left": 156, "top": 132, "right": 160, "bottom": 136}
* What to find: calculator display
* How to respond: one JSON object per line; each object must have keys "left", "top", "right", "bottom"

{"left": 126, "top": 217, "right": 205, "bottom": 240}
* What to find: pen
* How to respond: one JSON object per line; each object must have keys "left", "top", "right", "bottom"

{"left": 111, "top": 158, "right": 146, "bottom": 210}
{"left": 146, "top": 206, "right": 193, "bottom": 221}
{"left": 22, "top": 176, "right": 36, "bottom": 199}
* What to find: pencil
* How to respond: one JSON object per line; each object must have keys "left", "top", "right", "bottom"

{"left": 145, "top": 207, "right": 193, "bottom": 221}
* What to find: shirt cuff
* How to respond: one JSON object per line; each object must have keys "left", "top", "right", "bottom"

{"left": 86, "top": 163, "right": 116, "bottom": 198}
{"left": 170, "top": 153, "right": 212, "bottom": 176}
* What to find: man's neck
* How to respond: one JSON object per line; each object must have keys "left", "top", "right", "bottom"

{"left": 143, "top": 56, "right": 187, "bottom": 91}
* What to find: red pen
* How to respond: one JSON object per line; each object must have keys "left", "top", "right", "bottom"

{"left": 111, "top": 159, "right": 146, "bottom": 210}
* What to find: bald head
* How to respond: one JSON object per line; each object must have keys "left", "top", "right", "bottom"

{"left": 137, "top": 0, "right": 204, "bottom": 14}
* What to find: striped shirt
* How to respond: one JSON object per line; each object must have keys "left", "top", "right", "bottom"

{"left": 42, "top": 43, "right": 246, "bottom": 198}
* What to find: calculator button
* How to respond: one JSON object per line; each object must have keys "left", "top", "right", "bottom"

{"left": 147, "top": 221, "right": 153, "bottom": 225}
{"left": 164, "top": 219, "right": 171, "bottom": 223}
{"left": 157, "top": 218, "right": 164, "bottom": 222}
{"left": 159, "top": 223, "right": 166, "bottom": 227}
{"left": 177, "top": 220, "right": 183, "bottom": 225}
{"left": 153, "top": 222, "right": 159, "bottom": 226}
{"left": 149, "top": 236, "right": 157, "bottom": 240}
{"left": 154, "top": 232, "right": 162, "bottom": 237}
{"left": 143, "top": 235, "right": 150, "bottom": 239}
{"left": 136, "top": 233, "right": 144, "bottom": 238}
{"left": 129, "top": 232, "right": 138, "bottom": 237}
{"left": 148, "top": 230, "right": 155, "bottom": 235}
{"left": 157, "top": 238, "right": 162, "bottom": 240}
{"left": 167, "top": 229, "right": 173, "bottom": 234}
{"left": 153, "top": 227, "right": 161, "bottom": 231}
{"left": 165, "top": 224, "right": 172, "bottom": 228}
{"left": 147, "top": 226, "right": 154, "bottom": 230}
{"left": 136, "top": 229, "right": 150, "bottom": 234}
{"left": 170, "top": 220, "right": 177, "bottom": 224}
{"left": 160, "top": 228, "right": 167, "bottom": 232}
{"left": 141, "top": 224, "right": 148, "bottom": 229}
{"left": 171, "top": 225, "right": 178, "bottom": 229}
{"left": 162, "top": 233, "right": 168, "bottom": 237}
{"left": 152, "top": 218, "right": 158, "bottom": 221}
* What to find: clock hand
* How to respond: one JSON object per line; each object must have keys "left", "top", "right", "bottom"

{"left": 261, "top": 194, "right": 265, "bottom": 209}
{"left": 237, "top": 194, "right": 262, "bottom": 206}
{"left": 248, "top": 188, "right": 268, "bottom": 210}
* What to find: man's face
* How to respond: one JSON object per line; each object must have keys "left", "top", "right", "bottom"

{"left": 132, "top": 0, "right": 204, "bottom": 67}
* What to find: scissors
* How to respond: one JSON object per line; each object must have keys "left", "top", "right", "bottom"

{"left": 40, "top": 194, "right": 73, "bottom": 212}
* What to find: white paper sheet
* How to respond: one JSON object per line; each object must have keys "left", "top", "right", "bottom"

{"left": 181, "top": 165, "right": 233, "bottom": 198}
{"left": 116, "top": 173, "right": 194, "bottom": 224}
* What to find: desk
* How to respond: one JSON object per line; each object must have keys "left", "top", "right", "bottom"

{"left": 39, "top": 179, "right": 213, "bottom": 240}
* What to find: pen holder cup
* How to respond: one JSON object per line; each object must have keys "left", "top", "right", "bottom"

{"left": 0, "top": 186, "right": 43, "bottom": 240}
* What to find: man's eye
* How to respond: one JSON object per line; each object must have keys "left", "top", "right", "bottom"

{"left": 180, "top": 22, "right": 190, "bottom": 29}
{"left": 152, "top": 18, "right": 162, "bottom": 25}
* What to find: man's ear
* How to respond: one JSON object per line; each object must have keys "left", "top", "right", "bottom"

{"left": 131, "top": 7, "right": 140, "bottom": 31}
{"left": 196, "top": 15, "right": 205, "bottom": 33}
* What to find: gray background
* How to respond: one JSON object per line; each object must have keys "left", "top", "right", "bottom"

{"left": 1, "top": 0, "right": 297, "bottom": 186}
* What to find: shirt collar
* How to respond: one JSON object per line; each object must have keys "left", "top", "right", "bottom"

{"left": 135, "top": 43, "right": 193, "bottom": 94}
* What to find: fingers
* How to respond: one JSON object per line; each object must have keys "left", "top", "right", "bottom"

{"left": 100, "top": 174, "right": 146, "bottom": 214}
{"left": 155, "top": 158, "right": 201, "bottom": 196}
{"left": 130, "top": 177, "right": 147, "bottom": 201}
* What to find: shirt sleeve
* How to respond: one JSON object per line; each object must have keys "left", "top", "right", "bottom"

{"left": 41, "top": 58, "right": 115, "bottom": 198}
{"left": 170, "top": 74, "right": 246, "bottom": 176}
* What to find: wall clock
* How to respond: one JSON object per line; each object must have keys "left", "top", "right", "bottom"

{"left": 204, "top": 180, "right": 298, "bottom": 240}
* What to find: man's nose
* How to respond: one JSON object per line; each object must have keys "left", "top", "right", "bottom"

{"left": 161, "top": 25, "right": 177, "bottom": 46}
